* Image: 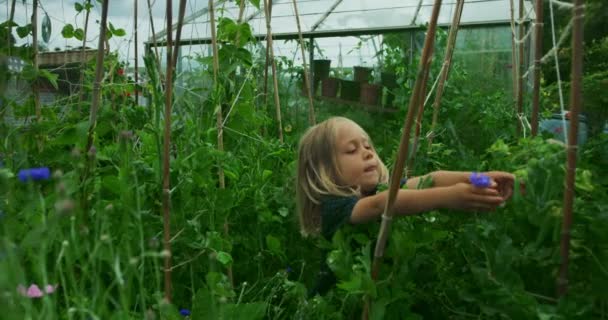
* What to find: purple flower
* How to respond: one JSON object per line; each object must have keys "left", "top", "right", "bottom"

{"left": 470, "top": 172, "right": 491, "bottom": 188}
{"left": 17, "top": 167, "right": 51, "bottom": 182}
{"left": 179, "top": 309, "right": 191, "bottom": 316}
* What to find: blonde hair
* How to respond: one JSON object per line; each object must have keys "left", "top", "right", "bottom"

{"left": 296, "top": 117, "right": 389, "bottom": 236}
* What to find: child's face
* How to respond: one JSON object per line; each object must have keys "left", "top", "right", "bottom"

{"left": 334, "top": 121, "right": 380, "bottom": 193}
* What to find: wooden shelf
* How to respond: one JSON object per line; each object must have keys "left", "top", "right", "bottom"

{"left": 311, "top": 95, "right": 399, "bottom": 114}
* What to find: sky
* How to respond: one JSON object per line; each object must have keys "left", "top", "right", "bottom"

{"left": 1, "top": 0, "right": 380, "bottom": 71}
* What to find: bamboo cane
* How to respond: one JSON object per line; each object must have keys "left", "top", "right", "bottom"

{"left": 362, "top": 1, "right": 443, "bottom": 318}
{"left": 134, "top": 0, "right": 139, "bottom": 104}
{"left": 235, "top": 0, "right": 246, "bottom": 47}
{"left": 263, "top": 0, "right": 284, "bottom": 143}
{"left": 171, "top": 0, "right": 188, "bottom": 71}
{"left": 8, "top": 0, "right": 16, "bottom": 56}
{"left": 517, "top": 0, "right": 524, "bottom": 135}
{"left": 530, "top": 0, "right": 543, "bottom": 136}
{"left": 146, "top": 0, "right": 163, "bottom": 68}
{"left": 292, "top": 0, "right": 316, "bottom": 126}
{"left": 427, "top": 0, "right": 464, "bottom": 149}
{"left": 78, "top": 1, "right": 91, "bottom": 102}
{"left": 162, "top": 0, "right": 174, "bottom": 302}
{"left": 263, "top": 0, "right": 273, "bottom": 105}
{"left": 81, "top": 0, "right": 109, "bottom": 214}
{"left": 209, "top": 0, "right": 235, "bottom": 287}
{"left": 557, "top": 0, "right": 583, "bottom": 297}
{"left": 32, "top": 0, "right": 40, "bottom": 123}
{"left": 509, "top": 0, "right": 518, "bottom": 114}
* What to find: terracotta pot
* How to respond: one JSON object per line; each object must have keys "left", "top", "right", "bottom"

{"left": 321, "top": 77, "right": 339, "bottom": 98}
{"left": 381, "top": 72, "right": 398, "bottom": 88}
{"left": 312, "top": 59, "right": 331, "bottom": 81}
{"left": 340, "top": 79, "right": 360, "bottom": 101}
{"left": 353, "top": 66, "right": 372, "bottom": 83}
{"left": 360, "top": 83, "right": 381, "bottom": 106}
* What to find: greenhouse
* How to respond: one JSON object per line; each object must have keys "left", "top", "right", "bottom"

{"left": 1, "top": 0, "right": 607, "bottom": 318}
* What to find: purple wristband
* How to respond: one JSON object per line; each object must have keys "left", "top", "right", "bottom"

{"left": 470, "top": 172, "right": 491, "bottom": 188}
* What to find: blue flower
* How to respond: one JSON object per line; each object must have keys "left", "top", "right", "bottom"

{"left": 470, "top": 172, "right": 491, "bottom": 188}
{"left": 179, "top": 309, "right": 191, "bottom": 316}
{"left": 17, "top": 167, "right": 51, "bottom": 182}
{"left": 286, "top": 266, "right": 293, "bottom": 274}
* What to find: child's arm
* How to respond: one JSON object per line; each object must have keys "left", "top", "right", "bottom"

{"left": 405, "top": 170, "right": 469, "bottom": 189}
{"left": 406, "top": 171, "right": 515, "bottom": 199}
{"left": 350, "top": 182, "right": 504, "bottom": 224}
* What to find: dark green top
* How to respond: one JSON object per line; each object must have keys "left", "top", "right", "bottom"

{"left": 309, "top": 179, "right": 407, "bottom": 297}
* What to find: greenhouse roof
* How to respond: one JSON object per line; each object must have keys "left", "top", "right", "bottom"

{"left": 149, "top": 0, "right": 535, "bottom": 47}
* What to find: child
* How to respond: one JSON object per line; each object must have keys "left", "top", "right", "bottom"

{"left": 296, "top": 117, "right": 515, "bottom": 296}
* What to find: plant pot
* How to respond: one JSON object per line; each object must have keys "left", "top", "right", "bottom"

{"left": 340, "top": 79, "right": 360, "bottom": 102}
{"left": 321, "top": 77, "right": 339, "bottom": 98}
{"left": 313, "top": 59, "right": 331, "bottom": 81}
{"left": 353, "top": 66, "right": 372, "bottom": 83}
{"left": 381, "top": 72, "right": 398, "bottom": 88}
{"left": 360, "top": 83, "right": 381, "bottom": 106}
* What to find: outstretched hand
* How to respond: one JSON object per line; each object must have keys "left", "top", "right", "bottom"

{"left": 446, "top": 182, "right": 505, "bottom": 212}
{"left": 483, "top": 171, "right": 516, "bottom": 201}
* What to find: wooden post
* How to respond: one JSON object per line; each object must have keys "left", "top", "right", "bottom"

{"left": 557, "top": 0, "right": 583, "bottom": 298}
{"left": 363, "top": 1, "right": 443, "bottom": 319}
{"left": 427, "top": 0, "right": 464, "bottom": 149}
{"left": 531, "top": 0, "right": 543, "bottom": 136}
{"left": 292, "top": 0, "right": 316, "bottom": 125}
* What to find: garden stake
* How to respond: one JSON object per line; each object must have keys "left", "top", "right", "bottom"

{"left": 162, "top": 0, "right": 174, "bottom": 302}
{"left": 171, "top": 0, "right": 188, "bottom": 71}
{"left": 516, "top": 0, "right": 524, "bottom": 135}
{"left": 209, "top": 0, "right": 235, "bottom": 288}
{"left": 78, "top": 0, "right": 91, "bottom": 102}
{"left": 263, "top": 0, "right": 284, "bottom": 143}
{"left": 530, "top": 0, "right": 543, "bottom": 136}
{"left": 134, "top": 0, "right": 138, "bottom": 104}
{"left": 509, "top": 0, "right": 518, "bottom": 114}
{"left": 235, "top": 0, "right": 246, "bottom": 46}
{"left": 363, "top": 1, "right": 443, "bottom": 318}
{"left": 427, "top": 0, "right": 464, "bottom": 149}
{"left": 32, "top": 0, "right": 41, "bottom": 125}
{"left": 558, "top": 0, "right": 583, "bottom": 297}
{"left": 263, "top": 0, "right": 274, "bottom": 105}
{"left": 292, "top": 0, "right": 316, "bottom": 125}
{"left": 81, "top": 0, "right": 109, "bottom": 214}
{"left": 407, "top": 57, "right": 433, "bottom": 174}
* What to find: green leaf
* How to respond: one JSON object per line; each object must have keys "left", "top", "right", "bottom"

{"left": 61, "top": 24, "right": 74, "bottom": 38}
{"left": 216, "top": 251, "right": 233, "bottom": 266}
{"left": 38, "top": 69, "right": 59, "bottom": 89}
{"left": 262, "top": 169, "right": 272, "bottom": 180}
{"left": 113, "top": 28, "right": 126, "bottom": 37}
{"left": 192, "top": 287, "right": 218, "bottom": 320}
{"left": 222, "top": 303, "right": 266, "bottom": 319}
{"left": 108, "top": 22, "right": 116, "bottom": 33}
{"left": 74, "top": 2, "right": 84, "bottom": 12}
{"left": 248, "top": 0, "right": 260, "bottom": 9}
{"left": 265, "top": 235, "right": 282, "bottom": 255}
{"left": 74, "top": 28, "right": 84, "bottom": 41}
{"left": 16, "top": 24, "right": 32, "bottom": 38}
